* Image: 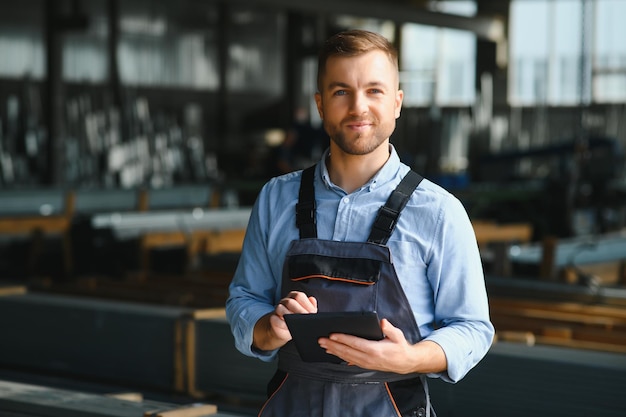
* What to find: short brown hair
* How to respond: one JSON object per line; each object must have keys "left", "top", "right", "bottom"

{"left": 317, "top": 29, "right": 399, "bottom": 91}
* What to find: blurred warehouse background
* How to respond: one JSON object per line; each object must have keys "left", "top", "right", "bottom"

{"left": 0, "top": 1, "right": 625, "bottom": 416}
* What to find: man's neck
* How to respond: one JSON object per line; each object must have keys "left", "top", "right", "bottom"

{"left": 327, "top": 145, "right": 390, "bottom": 193}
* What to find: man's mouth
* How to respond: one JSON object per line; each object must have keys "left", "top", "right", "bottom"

{"left": 346, "top": 120, "right": 373, "bottom": 131}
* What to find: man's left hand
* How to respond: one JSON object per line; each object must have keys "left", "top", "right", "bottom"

{"left": 318, "top": 318, "right": 447, "bottom": 374}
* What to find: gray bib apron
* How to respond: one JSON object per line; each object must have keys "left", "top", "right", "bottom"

{"left": 259, "top": 165, "right": 434, "bottom": 417}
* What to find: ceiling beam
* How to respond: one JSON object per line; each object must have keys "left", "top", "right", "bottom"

{"left": 239, "top": 0, "right": 505, "bottom": 43}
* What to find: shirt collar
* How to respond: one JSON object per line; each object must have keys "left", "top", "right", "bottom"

{"left": 319, "top": 144, "right": 402, "bottom": 192}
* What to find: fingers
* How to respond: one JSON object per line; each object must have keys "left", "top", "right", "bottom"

{"left": 258, "top": 292, "right": 317, "bottom": 351}
{"left": 319, "top": 333, "right": 378, "bottom": 367}
{"left": 318, "top": 319, "right": 412, "bottom": 372}
{"left": 269, "top": 312, "right": 291, "bottom": 338}
{"left": 380, "top": 318, "right": 403, "bottom": 342}
{"left": 276, "top": 291, "right": 318, "bottom": 316}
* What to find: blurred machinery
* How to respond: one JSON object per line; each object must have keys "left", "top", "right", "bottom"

{"left": 464, "top": 136, "right": 626, "bottom": 240}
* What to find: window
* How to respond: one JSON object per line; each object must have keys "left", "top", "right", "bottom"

{"left": 63, "top": 1, "right": 109, "bottom": 83}
{"left": 593, "top": 0, "right": 626, "bottom": 102}
{"left": 509, "top": 0, "right": 626, "bottom": 105}
{"left": 400, "top": 1, "right": 477, "bottom": 107}
{"left": 118, "top": 0, "right": 220, "bottom": 89}
{"left": 227, "top": 6, "right": 284, "bottom": 93}
{"left": 0, "top": 0, "right": 45, "bottom": 79}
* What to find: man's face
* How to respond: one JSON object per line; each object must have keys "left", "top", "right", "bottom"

{"left": 315, "top": 50, "right": 403, "bottom": 156}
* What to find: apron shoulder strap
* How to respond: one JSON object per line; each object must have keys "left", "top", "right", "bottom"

{"left": 296, "top": 164, "right": 317, "bottom": 239}
{"left": 368, "top": 170, "right": 423, "bottom": 245}
{"left": 296, "top": 165, "right": 423, "bottom": 243}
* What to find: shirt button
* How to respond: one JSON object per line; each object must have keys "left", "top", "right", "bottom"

{"left": 342, "top": 197, "right": 350, "bottom": 204}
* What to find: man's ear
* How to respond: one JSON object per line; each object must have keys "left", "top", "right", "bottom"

{"left": 395, "top": 89, "right": 404, "bottom": 119}
{"left": 314, "top": 92, "right": 324, "bottom": 120}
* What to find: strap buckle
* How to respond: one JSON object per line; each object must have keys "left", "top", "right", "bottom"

{"left": 296, "top": 201, "right": 316, "bottom": 227}
{"left": 374, "top": 205, "right": 399, "bottom": 232}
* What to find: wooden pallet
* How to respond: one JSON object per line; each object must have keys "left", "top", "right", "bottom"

{"left": 472, "top": 220, "right": 533, "bottom": 246}
{"left": 491, "top": 296, "right": 626, "bottom": 354}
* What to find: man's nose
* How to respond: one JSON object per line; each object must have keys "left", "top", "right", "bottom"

{"left": 349, "top": 92, "right": 368, "bottom": 114}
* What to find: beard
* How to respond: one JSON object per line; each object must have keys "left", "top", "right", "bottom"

{"left": 324, "top": 117, "right": 396, "bottom": 156}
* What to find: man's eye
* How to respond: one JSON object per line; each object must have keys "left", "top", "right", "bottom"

{"left": 370, "top": 89, "right": 382, "bottom": 94}
{"left": 333, "top": 90, "right": 347, "bottom": 96}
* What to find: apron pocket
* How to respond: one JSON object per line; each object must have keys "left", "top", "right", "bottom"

{"left": 288, "top": 253, "right": 381, "bottom": 284}
{"left": 385, "top": 377, "right": 428, "bottom": 417}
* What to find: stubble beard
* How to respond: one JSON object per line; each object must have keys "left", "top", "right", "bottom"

{"left": 326, "top": 120, "right": 395, "bottom": 156}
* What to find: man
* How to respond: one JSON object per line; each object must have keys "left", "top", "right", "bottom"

{"left": 226, "top": 29, "right": 494, "bottom": 416}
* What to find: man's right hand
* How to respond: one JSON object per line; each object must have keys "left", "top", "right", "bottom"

{"left": 252, "top": 291, "right": 318, "bottom": 351}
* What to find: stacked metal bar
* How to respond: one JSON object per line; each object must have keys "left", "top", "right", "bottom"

{"left": 0, "top": 379, "right": 236, "bottom": 417}
{"left": 0, "top": 292, "right": 191, "bottom": 392}
{"left": 428, "top": 341, "right": 626, "bottom": 417}
{"left": 192, "top": 313, "right": 276, "bottom": 403}
{"left": 1, "top": 290, "right": 626, "bottom": 416}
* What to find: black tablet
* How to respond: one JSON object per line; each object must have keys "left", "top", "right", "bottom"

{"left": 284, "top": 311, "right": 384, "bottom": 363}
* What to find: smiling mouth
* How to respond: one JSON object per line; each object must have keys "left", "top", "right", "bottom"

{"left": 346, "top": 121, "right": 373, "bottom": 129}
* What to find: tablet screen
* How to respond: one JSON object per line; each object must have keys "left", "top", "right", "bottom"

{"left": 284, "top": 311, "right": 383, "bottom": 363}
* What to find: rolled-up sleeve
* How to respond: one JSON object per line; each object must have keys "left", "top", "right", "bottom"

{"left": 226, "top": 182, "right": 281, "bottom": 361}
{"left": 423, "top": 195, "right": 495, "bottom": 383}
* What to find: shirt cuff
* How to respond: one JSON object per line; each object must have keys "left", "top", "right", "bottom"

{"left": 424, "top": 332, "right": 472, "bottom": 383}
{"left": 234, "top": 304, "right": 278, "bottom": 361}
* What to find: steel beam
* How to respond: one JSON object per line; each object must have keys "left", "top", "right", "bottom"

{"left": 90, "top": 208, "right": 252, "bottom": 239}
{"left": 509, "top": 233, "right": 626, "bottom": 267}
{"left": 0, "top": 293, "right": 192, "bottom": 392}
{"left": 240, "top": 0, "right": 505, "bottom": 42}
{"left": 0, "top": 380, "right": 229, "bottom": 417}
{"left": 193, "top": 316, "right": 276, "bottom": 403}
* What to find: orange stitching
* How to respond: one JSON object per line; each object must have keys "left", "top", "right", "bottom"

{"left": 291, "top": 275, "right": 375, "bottom": 285}
{"left": 384, "top": 382, "right": 403, "bottom": 417}
{"left": 257, "top": 373, "right": 289, "bottom": 417}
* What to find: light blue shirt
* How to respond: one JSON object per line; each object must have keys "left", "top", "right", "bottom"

{"left": 226, "top": 145, "right": 494, "bottom": 383}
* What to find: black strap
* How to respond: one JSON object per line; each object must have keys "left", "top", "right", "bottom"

{"left": 296, "top": 165, "right": 317, "bottom": 239}
{"left": 296, "top": 165, "right": 423, "bottom": 243}
{"left": 367, "top": 170, "right": 423, "bottom": 245}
